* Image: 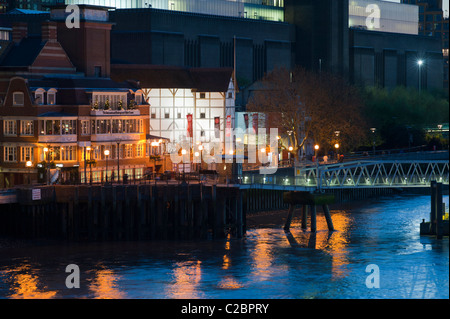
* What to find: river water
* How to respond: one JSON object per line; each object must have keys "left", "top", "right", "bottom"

{"left": 0, "top": 194, "right": 448, "bottom": 299}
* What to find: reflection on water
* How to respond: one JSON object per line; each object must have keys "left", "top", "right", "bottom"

{"left": 87, "top": 266, "right": 126, "bottom": 299}
{"left": 5, "top": 264, "right": 57, "bottom": 299}
{"left": 0, "top": 195, "right": 448, "bottom": 299}
{"left": 166, "top": 260, "right": 203, "bottom": 299}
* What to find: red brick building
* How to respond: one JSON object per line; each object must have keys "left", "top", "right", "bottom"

{"left": 0, "top": 6, "right": 156, "bottom": 187}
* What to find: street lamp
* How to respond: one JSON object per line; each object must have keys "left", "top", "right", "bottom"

{"left": 417, "top": 60, "right": 424, "bottom": 94}
{"left": 104, "top": 149, "right": 110, "bottom": 184}
{"left": 198, "top": 144, "right": 203, "bottom": 170}
{"left": 314, "top": 144, "right": 320, "bottom": 190}
{"left": 151, "top": 141, "right": 160, "bottom": 179}
{"left": 43, "top": 147, "right": 49, "bottom": 185}
{"left": 181, "top": 148, "right": 187, "bottom": 180}
{"left": 26, "top": 161, "right": 32, "bottom": 185}
{"left": 370, "top": 128, "right": 377, "bottom": 155}
{"left": 84, "top": 146, "right": 90, "bottom": 184}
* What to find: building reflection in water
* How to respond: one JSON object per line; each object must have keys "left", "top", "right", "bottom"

{"left": 166, "top": 260, "right": 203, "bottom": 299}
{"left": 218, "top": 234, "right": 244, "bottom": 290}
{"left": 88, "top": 265, "right": 126, "bottom": 299}
{"left": 250, "top": 209, "right": 352, "bottom": 281}
{"left": 6, "top": 264, "right": 57, "bottom": 299}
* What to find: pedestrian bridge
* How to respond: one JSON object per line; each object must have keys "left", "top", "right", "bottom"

{"left": 240, "top": 160, "right": 449, "bottom": 190}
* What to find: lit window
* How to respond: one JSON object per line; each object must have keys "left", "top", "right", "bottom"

{"left": 4, "top": 146, "right": 17, "bottom": 162}
{"left": 3, "top": 120, "right": 17, "bottom": 136}
{"left": 47, "top": 88, "right": 57, "bottom": 105}
{"left": 135, "top": 91, "right": 142, "bottom": 105}
{"left": 20, "top": 146, "right": 34, "bottom": 162}
{"left": 20, "top": 120, "right": 34, "bottom": 136}
{"left": 136, "top": 144, "right": 144, "bottom": 158}
{"left": 35, "top": 89, "right": 45, "bottom": 105}
{"left": 81, "top": 120, "right": 90, "bottom": 135}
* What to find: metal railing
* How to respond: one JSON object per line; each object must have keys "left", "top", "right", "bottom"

{"left": 241, "top": 160, "right": 449, "bottom": 189}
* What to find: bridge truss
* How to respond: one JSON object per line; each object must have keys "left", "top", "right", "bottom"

{"left": 242, "top": 160, "right": 449, "bottom": 189}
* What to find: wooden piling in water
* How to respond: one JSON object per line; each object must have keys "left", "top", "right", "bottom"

{"left": 283, "top": 204, "right": 296, "bottom": 231}
{"left": 322, "top": 205, "right": 334, "bottom": 231}
{"left": 301, "top": 205, "right": 308, "bottom": 230}
{"left": 283, "top": 191, "right": 335, "bottom": 233}
{"left": 436, "top": 182, "right": 443, "bottom": 239}
{"left": 0, "top": 184, "right": 247, "bottom": 242}
{"left": 310, "top": 205, "right": 317, "bottom": 233}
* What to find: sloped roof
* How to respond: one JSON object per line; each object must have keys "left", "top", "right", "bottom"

{"left": 7, "top": 9, "right": 48, "bottom": 15}
{"left": 0, "top": 36, "right": 44, "bottom": 67}
{"left": 111, "top": 64, "right": 233, "bottom": 92}
{"left": 28, "top": 76, "right": 139, "bottom": 105}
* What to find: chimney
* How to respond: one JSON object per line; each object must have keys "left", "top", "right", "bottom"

{"left": 12, "top": 22, "right": 28, "bottom": 44}
{"left": 42, "top": 21, "right": 57, "bottom": 43}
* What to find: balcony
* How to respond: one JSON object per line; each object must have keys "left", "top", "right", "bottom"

{"left": 90, "top": 109, "right": 140, "bottom": 116}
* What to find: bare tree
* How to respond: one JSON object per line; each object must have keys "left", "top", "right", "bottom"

{"left": 247, "top": 66, "right": 367, "bottom": 159}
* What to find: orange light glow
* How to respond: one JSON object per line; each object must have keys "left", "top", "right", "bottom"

{"left": 88, "top": 267, "right": 126, "bottom": 299}
{"left": 7, "top": 265, "right": 57, "bottom": 299}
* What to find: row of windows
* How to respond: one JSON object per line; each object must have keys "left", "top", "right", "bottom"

{"left": 3, "top": 146, "right": 34, "bottom": 162}
{"left": 80, "top": 168, "right": 144, "bottom": 184}
{"left": 10, "top": 90, "right": 144, "bottom": 107}
{"left": 88, "top": 119, "right": 144, "bottom": 135}
{"left": 87, "top": 144, "right": 145, "bottom": 160}
{"left": 92, "top": 93, "right": 143, "bottom": 110}
{"left": 34, "top": 89, "right": 57, "bottom": 105}
{"left": 2, "top": 119, "right": 144, "bottom": 136}
{"left": 40, "top": 120, "right": 77, "bottom": 136}
{"left": 151, "top": 109, "right": 209, "bottom": 119}
{"left": 3, "top": 120, "right": 34, "bottom": 136}
{"left": 2, "top": 143, "right": 152, "bottom": 163}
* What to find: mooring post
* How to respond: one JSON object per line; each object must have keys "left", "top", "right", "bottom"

{"left": 236, "top": 189, "right": 244, "bottom": 238}
{"left": 284, "top": 204, "right": 295, "bottom": 232}
{"left": 310, "top": 205, "right": 317, "bottom": 233}
{"left": 436, "top": 182, "right": 443, "bottom": 239}
{"left": 430, "top": 181, "right": 437, "bottom": 235}
{"left": 322, "top": 204, "right": 335, "bottom": 231}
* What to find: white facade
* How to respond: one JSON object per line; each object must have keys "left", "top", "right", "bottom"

{"left": 349, "top": 0, "right": 419, "bottom": 35}
{"left": 65, "top": 0, "right": 285, "bottom": 21}
{"left": 145, "top": 77, "right": 235, "bottom": 146}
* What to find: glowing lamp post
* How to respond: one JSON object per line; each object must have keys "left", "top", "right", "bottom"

{"left": 43, "top": 147, "right": 49, "bottom": 185}
{"left": 26, "top": 161, "right": 32, "bottom": 185}
{"left": 104, "top": 149, "right": 110, "bottom": 184}
{"left": 417, "top": 60, "right": 424, "bottom": 94}
{"left": 370, "top": 128, "right": 377, "bottom": 155}
{"left": 314, "top": 144, "right": 320, "bottom": 190}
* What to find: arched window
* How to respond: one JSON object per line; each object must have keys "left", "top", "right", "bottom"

{"left": 47, "top": 88, "right": 57, "bottom": 105}
{"left": 135, "top": 90, "right": 143, "bottom": 105}
{"left": 35, "top": 88, "right": 45, "bottom": 105}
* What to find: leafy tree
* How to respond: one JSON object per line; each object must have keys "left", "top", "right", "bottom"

{"left": 362, "top": 86, "right": 449, "bottom": 149}
{"left": 246, "top": 66, "right": 367, "bottom": 159}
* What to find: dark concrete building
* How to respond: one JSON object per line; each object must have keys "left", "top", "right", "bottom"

{"left": 350, "top": 29, "right": 443, "bottom": 89}
{"left": 109, "top": 8, "right": 294, "bottom": 88}
{"left": 0, "top": 0, "right": 444, "bottom": 103}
